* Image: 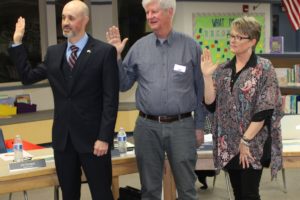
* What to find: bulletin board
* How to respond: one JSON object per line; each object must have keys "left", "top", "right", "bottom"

{"left": 193, "top": 13, "right": 265, "bottom": 63}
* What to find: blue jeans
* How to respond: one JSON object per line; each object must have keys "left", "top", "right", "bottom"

{"left": 134, "top": 116, "right": 197, "bottom": 200}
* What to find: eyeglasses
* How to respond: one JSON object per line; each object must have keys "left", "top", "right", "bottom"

{"left": 227, "top": 34, "right": 250, "bottom": 41}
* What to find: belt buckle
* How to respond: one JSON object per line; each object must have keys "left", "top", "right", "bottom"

{"left": 158, "top": 116, "right": 162, "bottom": 123}
{"left": 158, "top": 116, "right": 170, "bottom": 123}
{"left": 158, "top": 116, "right": 168, "bottom": 123}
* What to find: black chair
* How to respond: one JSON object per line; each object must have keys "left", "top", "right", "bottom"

{"left": 0, "top": 128, "right": 7, "bottom": 153}
{"left": 195, "top": 170, "right": 217, "bottom": 190}
{"left": 119, "top": 186, "right": 141, "bottom": 200}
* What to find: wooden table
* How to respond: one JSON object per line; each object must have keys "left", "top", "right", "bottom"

{"left": 283, "top": 151, "right": 300, "bottom": 168}
{"left": 0, "top": 148, "right": 177, "bottom": 200}
{"left": 0, "top": 148, "right": 138, "bottom": 200}
{"left": 282, "top": 139, "right": 300, "bottom": 168}
{"left": 2, "top": 143, "right": 298, "bottom": 200}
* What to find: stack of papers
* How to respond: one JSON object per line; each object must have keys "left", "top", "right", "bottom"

{"left": 198, "top": 134, "right": 213, "bottom": 151}
{"left": 113, "top": 140, "right": 135, "bottom": 149}
{"left": 0, "top": 151, "right": 33, "bottom": 161}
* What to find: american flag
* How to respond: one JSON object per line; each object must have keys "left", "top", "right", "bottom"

{"left": 282, "top": 0, "right": 300, "bottom": 31}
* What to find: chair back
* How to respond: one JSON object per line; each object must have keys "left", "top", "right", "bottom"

{"left": 0, "top": 128, "right": 7, "bottom": 153}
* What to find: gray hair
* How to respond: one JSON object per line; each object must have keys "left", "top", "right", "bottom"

{"left": 231, "top": 16, "right": 261, "bottom": 50}
{"left": 142, "top": 0, "right": 176, "bottom": 16}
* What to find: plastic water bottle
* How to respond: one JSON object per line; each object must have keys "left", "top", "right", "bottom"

{"left": 13, "top": 135, "right": 23, "bottom": 162}
{"left": 117, "top": 127, "right": 127, "bottom": 155}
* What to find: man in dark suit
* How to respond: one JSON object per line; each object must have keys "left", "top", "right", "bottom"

{"left": 8, "top": 1, "right": 119, "bottom": 200}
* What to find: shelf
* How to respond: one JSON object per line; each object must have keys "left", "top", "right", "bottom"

{"left": 258, "top": 53, "right": 300, "bottom": 96}
{"left": 280, "top": 87, "right": 300, "bottom": 95}
{"left": 258, "top": 53, "right": 300, "bottom": 68}
{"left": 0, "top": 102, "right": 136, "bottom": 126}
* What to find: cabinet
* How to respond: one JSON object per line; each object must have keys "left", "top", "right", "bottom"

{"left": 259, "top": 53, "right": 300, "bottom": 95}
{"left": 0, "top": 103, "right": 138, "bottom": 144}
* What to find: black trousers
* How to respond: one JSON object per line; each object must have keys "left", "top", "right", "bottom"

{"left": 227, "top": 168, "right": 263, "bottom": 200}
{"left": 54, "top": 137, "right": 113, "bottom": 200}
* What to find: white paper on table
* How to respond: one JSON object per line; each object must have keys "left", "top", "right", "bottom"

{"left": 282, "top": 139, "right": 300, "bottom": 152}
{"left": 113, "top": 140, "right": 135, "bottom": 148}
{"left": 0, "top": 151, "right": 33, "bottom": 161}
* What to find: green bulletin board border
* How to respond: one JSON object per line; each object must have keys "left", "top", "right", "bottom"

{"left": 193, "top": 13, "right": 265, "bottom": 63}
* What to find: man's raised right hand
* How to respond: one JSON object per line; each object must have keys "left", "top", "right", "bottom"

{"left": 106, "top": 26, "right": 128, "bottom": 60}
{"left": 13, "top": 17, "right": 25, "bottom": 45}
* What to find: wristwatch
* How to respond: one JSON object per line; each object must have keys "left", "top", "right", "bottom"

{"left": 242, "top": 135, "right": 251, "bottom": 143}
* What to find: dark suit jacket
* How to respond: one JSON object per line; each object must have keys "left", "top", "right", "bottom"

{"left": 9, "top": 36, "right": 119, "bottom": 153}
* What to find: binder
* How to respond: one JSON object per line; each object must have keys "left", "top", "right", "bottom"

{"left": 14, "top": 102, "right": 37, "bottom": 114}
{"left": 0, "top": 104, "right": 17, "bottom": 116}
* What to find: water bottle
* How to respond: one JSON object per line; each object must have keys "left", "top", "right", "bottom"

{"left": 117, "top": 127, "right": 127, "bottom": 155}
{"left": 13, "top": 135, "right": 23, "bottom": 162}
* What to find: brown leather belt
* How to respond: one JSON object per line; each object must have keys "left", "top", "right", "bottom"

{"left": 139, "top": 111, "right": 192, "bottom": 123}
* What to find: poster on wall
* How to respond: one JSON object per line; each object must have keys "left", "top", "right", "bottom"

{"left": 193, "top": 13, "right": 265, "bottom": 63}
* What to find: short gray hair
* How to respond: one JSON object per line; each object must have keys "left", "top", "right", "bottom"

{"left": 142, "top": 0, "right": 176, "bottom": 16}
{"left": 231, "top": 16, "right": 261, "bottom": 50}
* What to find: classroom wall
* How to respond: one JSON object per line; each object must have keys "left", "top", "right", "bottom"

{"left": 173, "top": 1, "right": 271, "bottom": 53}
{"left": 0, "top": 1, "right": 272, "bottom": 111}
{"left": 90, "top": 2, "right": 138, "bottom": 103}
{"left": 0, "top": 1, "right": 136, "bottom": 110}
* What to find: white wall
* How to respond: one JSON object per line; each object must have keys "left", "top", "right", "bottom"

{"left": 46, "top": 3, "right": 58, "bottom": 47}
{"left": 173, "top": 1, "right": 271, "bottom": 53}
{"left": 91, "top": 4, "right": 113, "bottom": 41}
{"left": 90, "top": 2, "right": 137, "bottom": 102}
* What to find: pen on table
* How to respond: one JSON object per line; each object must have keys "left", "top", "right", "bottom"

{"left": 127, "top": 147, "right": 134, "bottom": 151}
{"left": 23, "top": 157, "right": 32, "bottom": 161}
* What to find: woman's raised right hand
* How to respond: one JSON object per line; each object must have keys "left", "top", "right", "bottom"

{"left": 200, "top": 48, "right": 218, "bottom": 77}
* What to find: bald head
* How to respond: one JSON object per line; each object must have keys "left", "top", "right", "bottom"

{"left": 62, "top": 0, "right": 90, "bottom": 43}
{"left": 64, "top": 0, "right": 89, "bottom": 17}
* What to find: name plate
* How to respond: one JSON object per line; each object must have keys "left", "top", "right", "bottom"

{"left": 9, "top": 159, "right": 46, "bottom": 171}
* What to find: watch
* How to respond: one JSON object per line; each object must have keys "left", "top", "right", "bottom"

{"left": 242, "top": 135, "right": 251, "bottom": 143}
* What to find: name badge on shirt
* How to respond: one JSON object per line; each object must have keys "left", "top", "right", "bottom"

{"left": 174, "top": 64, "right": 186, "bottom": 73}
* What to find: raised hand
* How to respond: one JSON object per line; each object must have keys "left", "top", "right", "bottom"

{"left": 13, "top": 17, "right": 26, "bottom": 45}
{"left": 106, "top": 26, "right": 128, "bottom": 59}
{"left": 200, "top": 48, "right": 218, "bottom": 77}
